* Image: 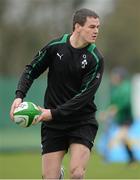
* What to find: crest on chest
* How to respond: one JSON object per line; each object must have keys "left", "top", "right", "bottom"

{"left": 81, "top": 54, "right": 88, "bottom": 69}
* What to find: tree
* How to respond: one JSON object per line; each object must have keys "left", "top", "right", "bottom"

{"left": 99, "top": 0, "right": 140, "bottom": 74}
{"left": 0, "top": 0, "right": 84, "bottom": 75}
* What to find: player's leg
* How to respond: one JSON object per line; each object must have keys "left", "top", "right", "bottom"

{"left": 120, "top": 125, "right": 136, "bottom": 163}
{"left": 42, "top": 150, "right": 65, "bottom": 179}
{"left": 41, "top": 123, "right": 68, "bottom": 179}
{"left": 68, "top": 124, "right": 98, "bottom": 179}
{"left": 69, "top": 143, "right": 90, "bottom": 179}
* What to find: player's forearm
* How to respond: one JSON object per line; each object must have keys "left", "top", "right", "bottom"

{"left": 16, "top": 73, "right": 33, "bottom": 99}
{"left": 51, "top": 77, "right": 102, "bottom": 121}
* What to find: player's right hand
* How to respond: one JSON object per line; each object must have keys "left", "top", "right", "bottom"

{"left": 10, "top": 98, "right": 22, "bottom": 121}
{"left": 37, "top": 106, "right": 52, "bottom": 122}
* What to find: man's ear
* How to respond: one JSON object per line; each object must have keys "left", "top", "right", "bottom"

{"left": 75, "top": 23, "right": 82, "bottom": 33}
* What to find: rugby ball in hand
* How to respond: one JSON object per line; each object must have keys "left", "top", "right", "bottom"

{"left": 13, "top": 101, "right": 41, "bottom": 128}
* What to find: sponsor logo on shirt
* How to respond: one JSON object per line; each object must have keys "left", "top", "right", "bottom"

{"left": 57, "top": 52, "right": 63, "bottom": 60}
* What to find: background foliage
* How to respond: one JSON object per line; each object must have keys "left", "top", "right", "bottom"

{"left": 0, "top": 0, "right": 83, "bottom": 75}
{"left": 0, "top": 0, "right": 140, "bottom": 75}
{"left": 99, "top": 0, "right": 140, "bottom": 73}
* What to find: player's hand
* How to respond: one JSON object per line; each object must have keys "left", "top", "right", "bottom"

{"left": 37, "top": 106, "right": 52, "bottom": 122}
{"left": 10, "top": 98, "right": 22, "bottom": 120}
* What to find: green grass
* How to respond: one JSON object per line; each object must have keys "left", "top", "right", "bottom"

{"left": 0, "top": 151, "right": 140, "bottom": 179}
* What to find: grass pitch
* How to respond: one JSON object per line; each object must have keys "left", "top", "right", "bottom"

{"left": 0, "top": 151, "right": 140, "bottom": 179}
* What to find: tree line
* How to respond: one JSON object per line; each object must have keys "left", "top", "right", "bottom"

{"left": 0, "top": 0, "right": 140, "bottom": 76}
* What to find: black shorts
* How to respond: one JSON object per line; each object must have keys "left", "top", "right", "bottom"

{"left": 41, "top": 123, "right": 98, "bottom": 155}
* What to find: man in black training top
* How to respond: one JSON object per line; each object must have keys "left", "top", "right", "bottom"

{"left": 10, "top": 8, "right": 104, "bottom": 179}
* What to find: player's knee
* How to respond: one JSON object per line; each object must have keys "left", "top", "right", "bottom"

{"left": 70, "top": 166, "right": 85, "bottom": 179}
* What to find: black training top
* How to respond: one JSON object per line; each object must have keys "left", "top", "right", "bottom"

{"left": 16, "top": 34, "right": 104, "bottom": 129}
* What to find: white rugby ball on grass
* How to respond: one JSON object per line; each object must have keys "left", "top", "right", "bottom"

{"left": 13, "top": 101, "right": 41, "bottom": 128}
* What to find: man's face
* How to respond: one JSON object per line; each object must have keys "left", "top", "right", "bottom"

{"left": 78, "top": 17, "right": 100, "bottom": 43}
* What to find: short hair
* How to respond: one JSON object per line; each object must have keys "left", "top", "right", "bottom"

{"left": 72, "top": 8, "right": 99, "bottom": 31}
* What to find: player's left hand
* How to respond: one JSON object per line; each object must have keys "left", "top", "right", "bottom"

{"left": 37, "top": 106, "right": 52, "bottom": 122}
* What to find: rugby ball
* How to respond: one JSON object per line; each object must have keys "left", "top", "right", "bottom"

{"left": 13, "top": 101, "right": 41, "bottom": 128}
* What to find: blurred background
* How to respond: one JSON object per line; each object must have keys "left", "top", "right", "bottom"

{"left": 0, "top": 0, "right": 140, "bottom": 179}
